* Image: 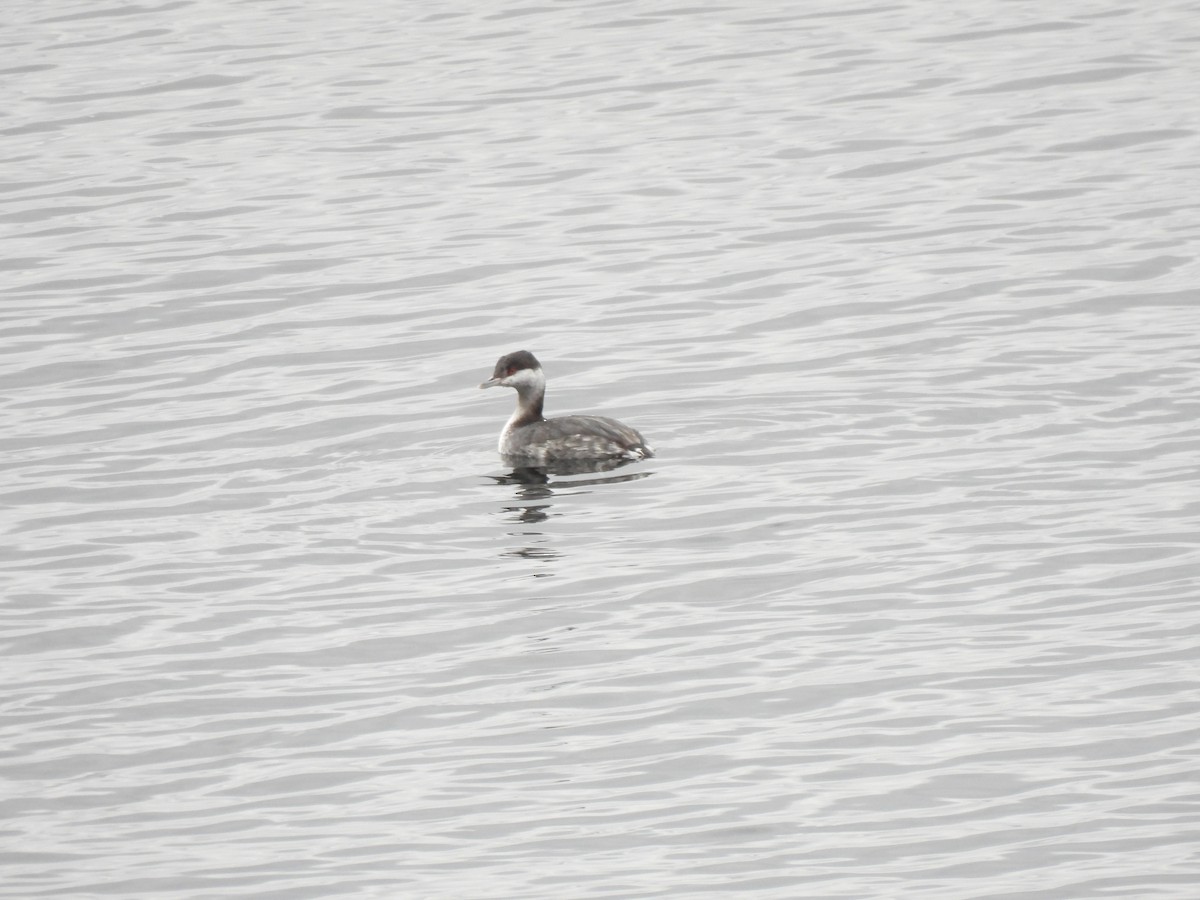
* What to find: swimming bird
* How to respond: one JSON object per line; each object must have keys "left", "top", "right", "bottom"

{"left": 479, "top": 350, "right": 654, "bottom": 463}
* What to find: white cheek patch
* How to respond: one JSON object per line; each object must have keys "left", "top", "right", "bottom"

{"left": 504, "top": 368, "right": 543, "bottom": 389}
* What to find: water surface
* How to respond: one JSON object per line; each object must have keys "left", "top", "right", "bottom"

{"left": 3, "top": 1, "right": 1200, "bottom": 897}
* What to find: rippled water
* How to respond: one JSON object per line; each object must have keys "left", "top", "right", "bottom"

{"left": 4, "top": 1, "right": 1200, "bottom": 897}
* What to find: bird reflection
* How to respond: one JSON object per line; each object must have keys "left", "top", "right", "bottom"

{"left": 495, "top": 456, "right": 651, "bottom": 480}
{"left": 489, "top": 457, "right": 653, "bottom": 491}
{"left": 487, "top": 457, "right": 654, "bottom": 566}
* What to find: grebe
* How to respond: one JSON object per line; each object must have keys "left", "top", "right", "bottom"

{"left": 479, "top": 350, "right": 654, "bottom": 463}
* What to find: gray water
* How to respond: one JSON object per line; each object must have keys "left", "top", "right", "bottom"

{"left": 3, "top": 1, "right": 1200, "bottom": 897}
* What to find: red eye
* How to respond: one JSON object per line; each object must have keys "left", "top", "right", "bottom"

{"left": 506, "top": 366, "right": 518, "bottom": 376}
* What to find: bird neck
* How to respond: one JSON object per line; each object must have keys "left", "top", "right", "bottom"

{"left": 508, "top": 371, "right": 545, "bottom": 428}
